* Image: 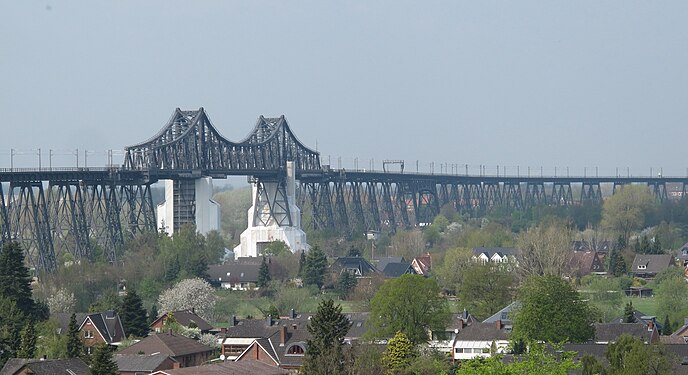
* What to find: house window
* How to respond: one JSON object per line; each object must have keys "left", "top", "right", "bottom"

{"left": 286, "top": 344, "right": 305, "bottom": 355}
{"left": 455, "top": 348, "right": 464, "bottom": 353}
{"left": 638, "top": 265, "right": 647, "bottom": 270}
{"left": 224, "top": 345, "right": 247, "bottom": 356}
{"left": 84, "top": 330, "right": 94, "bottom": 339}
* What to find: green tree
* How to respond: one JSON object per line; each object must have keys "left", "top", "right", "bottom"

{"left": 148, "top": 305, "right": 159, "bottom": 325}
{"left": 381, "top": 331, "right": 415, "bottom": 374}
{"left": 581, "top": 276, "right": 623, "bottom": 322}
{"left": 662, "top": 315, "right": 672, "bottom": 335}
{"left": 258, "top": 257, "right": 271, "bottom": 288}
{"left": 264, "top": 240, "right": 289, "bottom": 256}
{"left": 655, "top": 274, "right": 688, "bottom": 324}
{"left": 435, "top": 246, "right": 472, "bottom": 293}
{"left": 17, "top": 318, "right": 36, "bottom": 358}
{"left": 0, "top": 242, "right": 35, "bottom": 318}
{"left": 513, "top": 275, "right": 595, "bottom": 343}
{"left": 601, "top": 185, "right": 655, "bottom": 246}
{"left": 303, "top": 246, "right": 327, "bottom": 288}
{"left": 623, "top": 301, "right": 635, "bottom": 323}
{"left": 120, "top": 290, "right": 149, "bottom": 338}
{"left": 66, "top": 313, "right": 83, "bottom": 358}
{"left": 516, "top": 223, "right": 573, "bottom": 278}
{"left": 303, "top": 298, "right": 351, "bottom": 375}
{"left": 336, "top": 271, "right": 358, "bottom": 300}
{"left": 606, "top": 334, "right": 673, "bottom": 375}
{"left": 90, "top": 344, "right": 119, "bottom": 375}
{"left": 347, "top": 246, "right": 362, "bottom": 257}
{"left": 0, "top": 296, "right": 23, "bottom": 366}
{"left": 581, "top": 354, "right": 606, "bottom": 375}
{"left": 509, "top": 342, "right": 579, "bottom": 375}
{"left": 458, "top": 263, "right": 514, "bottom": 320}
{"left": 298, "top": 250, "right": 306, "bottom": 277}
{"left": 608, "top": 246, "right": 627, "bottom": 277}
{"left": 368, "top": 274, "right": 450, "bottom": 344}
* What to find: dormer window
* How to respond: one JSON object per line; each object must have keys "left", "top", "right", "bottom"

{"left": 638, "top": 265, "right": 647, "bottom": 270}
{"left": 286, "top": 343, "right": 306, "bottom": 355}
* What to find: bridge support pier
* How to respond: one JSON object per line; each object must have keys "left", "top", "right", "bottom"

{"left": 234, "top": 161, "right": 308, "bottom": 258}
{"left": 157, "top": 177, "right": 220, "bottom": 235}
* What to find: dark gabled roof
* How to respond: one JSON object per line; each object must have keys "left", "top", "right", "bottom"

{"left": 114, "top": 353, "right": 176, "bottom": 372}
{"left": 446, "top": 310, "right": 476, "bottom": 330}
{"left": 330, "top": 256, "right": 378, "bottom": 276}
{"left": 609, "top": 310, "right": 662, "bottom": 330}
{"left": 9, "top": 358, "right": 91, "bottom": 375}
{"left": 79, "top": 310, "right": 126, "bottom": 344}
{"left": 345, "top": 312, "right": 370, "bottom": 339}
{"left": 52, "top": 312, "right": 87, "bottom": 335}
{"left": 631, "top": 254, "right": 674, "bottom": 274}
{"left": 0, "top": 358, "right": 31, "bottom": 375}
{"left": 207, "top": 263, "right": 261, "bottom": 283}
{"left": 376, "top": 257, "right": 406, "bottom": 272}
{"left": 594, "top": 323, "right": 654, "bottom": 343}
{"left": 381, "top": 262, "right": 415, "bottom": 278}
{"left": 153, "top": 310, "right": 214, "bottom": 332}
{"left": 454, "top": 322, "right": 511, "bottom": 341}
{"left": 119, "top": 332, "right": 214, "bottom": 357}
{"left": 153, "top": 360, "right": 288, "bottom": 374}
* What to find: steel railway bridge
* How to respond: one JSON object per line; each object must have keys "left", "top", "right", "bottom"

{"left": 0, "top": 108, "right": 685, "bottom": 272}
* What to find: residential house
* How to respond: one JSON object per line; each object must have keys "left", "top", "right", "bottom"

{"left": 483, "top": 302, "right": 520, "bottom": 324}
{"left": 568, "top": 251, "right": 606, "bottom": 278}
{"left": 571, "top": 239, "right": 613, "bottom": 253}
{"left": 114, "top": 353, "right": 179, "bottom": 375}
{"left": 429, "top": 310, "right": 476, "bottom": 353}
{"left": 150, "top": 361, "right": 288, "bottom": 374}
{"left": 375, "top": 256, "right": 416, "bottom": 278}
{"left": 671, "top": 318, "right": 688, "bottom": 342}
{"left": 0, "top": 358, "right": 90, "bottom": 375}
{"left": 376, "top": 256, "right": 406, "bottom": 272}
{"left": 452, "top": 321, "right": 511, "bottom": 361}
{"left": 593, "top": 322, "right": 659, "bottom": 344}
{"left": 330, "top": 256, "right": 377, "bottom": 278}
{"left": 610, "top": 310, "right": 663, "bottom": 333}
{"left": 118, "top": 332, "right": 214, "bottom": 368}
{"left": 631, "top": 254, "right": 675, "bottom": 279}
{"left": 471, "top": 247, "right": 519, "bottom": 268}
{"left": 207, "top": 262, "right": 261, "bottom": 290}
{"left": 150, "top": 309, "right": 215, "bottom": 334}
{"left": 410, "top": 253, "right": 432, "bottom": 276}
{"left": 677, "top": 242, "right": 688, "bottom": 266}
{"left": 54, "top": 310, "right": 126, "bottom": 354}
{"left": 221, "top": 312, "right": 366, "bottom": 371}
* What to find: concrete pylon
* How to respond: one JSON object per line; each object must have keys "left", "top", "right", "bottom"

{"left": 234, "top": 161, "right": 309, "bottom": 258}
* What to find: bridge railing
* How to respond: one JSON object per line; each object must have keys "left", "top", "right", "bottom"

{"left": 0, "top": 167, "right": 116, "bottom": 173}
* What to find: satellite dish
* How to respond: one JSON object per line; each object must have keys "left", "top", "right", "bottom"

{"left": 220, "top": 354, "right": 226, "bottom": 361}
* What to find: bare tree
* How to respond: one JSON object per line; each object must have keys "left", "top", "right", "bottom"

{"left": 516, "top": 223, "right": 573, "bottom": 278}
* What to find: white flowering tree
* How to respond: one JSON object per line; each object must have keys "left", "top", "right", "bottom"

{"left": 47, "top": 288, "right": 76, "bottom": 314}
{"left": 157, "top": 278, "right": 216, "bottom": 321}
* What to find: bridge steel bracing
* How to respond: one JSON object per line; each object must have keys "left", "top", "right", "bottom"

{"left": 4, "top": 107, "right": 688, "bottom": 270}
{"left": 298, "top": 172, "right": 681, "bottom": 233}
{"left": 0, "top": 171, "right": 155, "bottom": 272}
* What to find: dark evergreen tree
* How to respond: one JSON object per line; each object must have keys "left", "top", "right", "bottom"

{"left": 663, "top": 315, "right": 672, "bottom": 335}
{"left": 90, "top": 344, "right": 118, "bottom": 375}
{"left": 609, "top": 247, "right": 627, "bottom": 277}
{"left": 120, "top": 291, "right": 149, "bottom": 338}
{"left": 0, "top": 296, "right": 23, "bottom": 367}
{"left": 0, "top": 242, "right": 35, "bottom": 318}
{"left": 263, "top": 304, "right": 280, "bottom": 319}
{"left": 303, "top": 246, "right": 327, "bottom": 288}
{"left": 623, "top": 301, "right": 635, "bottom": 323}
{"left": 187, "top": 252, "right": 209, "bottom": 279}
{"left": 298, "top": 250, "right": 306, "bottom": 277}
{"left": 17, "top": 318, "right": 36, "bottom": 358}
{"left": 66, "top": 313, "right": 83, "bottom": 358}
{"left": 303, "top": 298, "right": 351, "bottom": 375}
{"left": 347, "top": 246, "right": 362, "bottom": 257}
{"left": 148, "top": 305, "right": 159, "bottom": 325}
{"left": 336, "top": 271, "right": 358, "bottom": 300}
{"left": 651, "top": 236, "right": 662, "bottom": 254}
{"left": 258, "top": 257, "right": 271, "bottom": 288}
{"left": 165, "top": 255, "right": 180, "bottom": 282}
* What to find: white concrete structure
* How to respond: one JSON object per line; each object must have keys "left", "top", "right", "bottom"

{"left": 157, "top": 177, "right": 221, "bottom": 235}
{"left": 234, "top": 161, "right": 308, "bottom": 258}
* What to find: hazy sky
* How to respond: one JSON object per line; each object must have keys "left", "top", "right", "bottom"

{"left": 2, "top": 1, "right": 688, "bottom": 177}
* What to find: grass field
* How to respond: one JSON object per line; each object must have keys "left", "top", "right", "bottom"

{"left": 623, "top": 295, "right": 659, "bottom": 317}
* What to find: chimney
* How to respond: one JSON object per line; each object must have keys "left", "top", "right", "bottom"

{"left": 191, "top": 307, "right": 195, "bottom": 315}
{"left": 648, "top": 321, "right": 654, "bottom": 332}
{"left": 229, "top": 315, "right": 237, "bottom": 327}
{"left": 266, "top": 315, "right": 273, "bottom": 327}
{"left": 280, "top": 325, "right": 287, "bottom": 346}
{"left": 495, "top": 320, "right": 503, "bottom": 330}
{"left": 290, "top": 309, "right": 296, "bottom": 319}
